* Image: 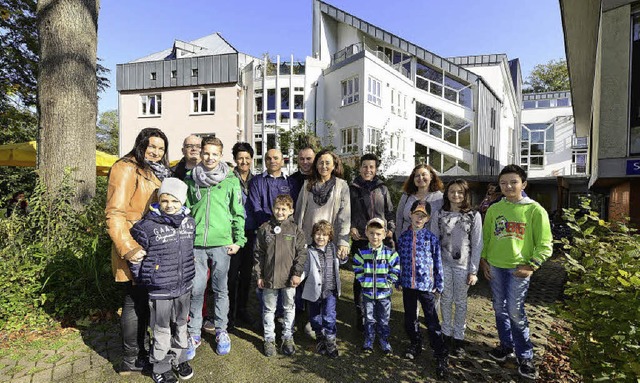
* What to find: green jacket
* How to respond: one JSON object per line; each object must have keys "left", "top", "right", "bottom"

{"left": 185, "top": 171, "right": 246, "bottom": 248}
{"left": 481, "top": 197, "right": 552, "bottom": 269}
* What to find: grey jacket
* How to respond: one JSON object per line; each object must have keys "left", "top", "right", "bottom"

{"left": 301, "top": 243, "right": 347, "bottom": 302}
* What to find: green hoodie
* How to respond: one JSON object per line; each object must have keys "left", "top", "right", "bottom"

{"left": 481, "top": 197, "right": 552, "bottom": 269}
{"left": 185, "top": 171, "right": 246, "bottom": 248}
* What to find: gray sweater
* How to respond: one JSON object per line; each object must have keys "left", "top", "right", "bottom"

{"left": 432, "top": 209, "right": 483, "bottom": 274}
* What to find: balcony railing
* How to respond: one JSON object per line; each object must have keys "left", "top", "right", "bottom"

{"left": 331, "top": 43, "right": 364, "bottom": 67}
{"left": 571, "top": 163, "right": 588, "bottom": 175}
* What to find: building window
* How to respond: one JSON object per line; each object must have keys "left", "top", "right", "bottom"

{"left": 521, "top": 123, "right": 554, "bottom": 169}
{"left": 192, "top": 90, "right": 215, "bottom": 114}
{"left": 415, "top": 143, "right": 470, "bottom": 174}
{"left": 415, "top": 60, "right": 473, "bottom": 108}
{"left": 572, "top": 150, "right": 588, "bottom": 175}
{"left": 341, "top": 126, "right": 359, "bottom": 154}
{"left": 293, "top": 87, "right": 304, "bottom": 120}
{"left": 415, "top": 102, "right": 471, "bottom": 150}
{"left": 364, "top": 126, "right": 381, "bottom": 153}
{"left": 170, "top": 70, "right": 177, "bottom": 79}
{"left": 490, "top": 108, "right": 496, "bottom": 130}
{"left": 191, "top": 68, "right": 198, "bottom": 77}
{"left": 140, "top": 94, "right": 161, "bottom": 116}
{"left": 150, "top": 72, "right": 157, "bottom": 80}
{"left": 630, "top": 13, "right": 640, "bottom": 155}
{"left": 341, "top": 77, "right": 359, "bottom": 106}
{"left": 367, "top": 77, "right": 381, "bottom": 106}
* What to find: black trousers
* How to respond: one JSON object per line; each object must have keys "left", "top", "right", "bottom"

{"left": 121, "top": 282, "right": 150, "bottom": 362}
{"left": 228, "top": 231, "right": 255, "bottom": 318}
{"left": 402, "top": 288, "right": 447, "bottom": 358}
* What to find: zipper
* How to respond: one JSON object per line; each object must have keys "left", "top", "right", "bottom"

{"left": 412, "top": 230, "right": 416, "bottom": 289}
{"left": 203, "top": 187, "right": 211, "bottom": 247}
{"left": 372, "top": 248, "right": 377, "bottom": 298}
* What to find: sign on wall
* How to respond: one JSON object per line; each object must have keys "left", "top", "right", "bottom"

{"left": 627, "top": 159, "right": 640, "bottom": 175}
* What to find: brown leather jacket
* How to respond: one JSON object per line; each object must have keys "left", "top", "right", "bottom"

{"left": 105, "top": 157, "right": 161, "bottom": 282}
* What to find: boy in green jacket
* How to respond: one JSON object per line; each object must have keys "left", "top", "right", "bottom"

{"left": 480, "top": 164, "right": 552, "bottom": 380}
{"left": 185, "top": 136, "right": 246, "bottom": 358}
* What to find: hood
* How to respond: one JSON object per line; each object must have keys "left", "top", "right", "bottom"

{"left": 147, "top": 203, "right": 191, "bottom": 227}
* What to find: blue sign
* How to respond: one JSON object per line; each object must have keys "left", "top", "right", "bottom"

{"left": 627, "top": 159, "right": 640, "bottom": 175}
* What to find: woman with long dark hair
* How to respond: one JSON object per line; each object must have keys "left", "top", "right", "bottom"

{"left": 395, "top": 163, "right": 444, "bottom": 238}
{"left": 105, "top": 127, "right": 171, "bottom": 375}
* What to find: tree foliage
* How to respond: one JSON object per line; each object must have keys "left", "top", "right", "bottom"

{"left": 524, "top": 59, "right": 570, "bottom": 93}
{"left": 97, "top": 109, "right": 119, "bottom": 155}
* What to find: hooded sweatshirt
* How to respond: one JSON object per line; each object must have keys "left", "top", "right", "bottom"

{"left": 481, "top": 197, "right": 552, "bottom": 269}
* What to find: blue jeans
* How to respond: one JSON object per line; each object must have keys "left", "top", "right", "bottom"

{"left": 489, "top": 265, "right": 533, "bottom": 360}
{"left": 363, "top": 296, "right": 391, "bottom": 342}
{"left": 308, "top": 292, "right": 337, "bottom": 338}
{"left": 189, "top": 246, "right": 231, "bottom": 337}
{"left": 263, "top": 287, "right": 296, "bottom": 341}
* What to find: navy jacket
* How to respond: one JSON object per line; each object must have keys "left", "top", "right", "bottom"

{"left": 246, "top": 172, "right": 294, "bottom": 231}
{"left": 130, "top": 204, "right": 196, "bottom": 300}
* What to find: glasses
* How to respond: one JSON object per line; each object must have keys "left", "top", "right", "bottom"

{"left": 184, "top": 144, "right": 201, "bottom": 150}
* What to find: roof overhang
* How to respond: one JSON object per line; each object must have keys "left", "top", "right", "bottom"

{"left": 559, "top": 0, "right": 601, "bottom": 137}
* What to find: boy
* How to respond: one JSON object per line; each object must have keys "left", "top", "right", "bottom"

{"left": 397, "top": 201, "right": 448, "bottom": 379}
{"left": 353, "top": 218, "right": 400, "bottom": 354}
{"left": 185, "top": 136, "right": 246, "bottom": 358}
{"left": 254, "top": 194, "right": 307, "bottom": 357}
{"left": 130, "top": 177, "right": 196, "bottom": 383}
{"left": 480, "top": 164, "right": 553, "bottom": 380}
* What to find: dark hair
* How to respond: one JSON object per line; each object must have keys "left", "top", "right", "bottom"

{"left": 273, "top": 194, "right": 294, "bottom": 209}
{"left": 410, "top": 200, "right": 432, "bottom": 215}
{"left": 499, "top": 164, "right": 527, "bottom": 183}
{"left": 232, "top": 141, "right": 254, "bottom": 159}
{"left": 125, "top": 127, "right": 169, "bottom": 169}
{"left": 312, "top": 220, "right": 334, "bottom": 242}
{"left": 402, "top": 164, "right": 444, "bottom": 194}
{"left": 201, "top": 135, "right": 223, "bottom": 150}
{"left": 360, "top": 153, "right": 380, "bottom": 168}
{"left": 443, "top": 179, "right": 472, "bottom": 213}
{"left": 307, "top": 149, "right": 344, "bottom": 191}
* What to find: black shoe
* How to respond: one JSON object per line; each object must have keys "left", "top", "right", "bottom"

{"left": 316, "top": 336, "right": 328, "bottom": 355}
{"left": 118, "top": 357, "right": 150, "bottom": 376}
{"left": 173, "top": 361, "right": 194, "bottom": 380}
{"left": 404, "top": 342, "right": 422, "bottom": 360}
{"left": 435, "top": 357, "right": 449, "bottom": 380}
{"left": 325, "top": 337, "right": 339, "bottom": 358}
{"left": 152, "top": 370, "right": 178, "bottom": 383}
{"left": 518, "top": 358, "right": 537, "bottom": 380}
{"left": 489, "top": 345, "right": 515, "bottom": 362}
{"left": 452, "top": 338, "right": 466, "bottom": 357}
{"left": 264, "top": 340, "right": 277, "bottom": 357}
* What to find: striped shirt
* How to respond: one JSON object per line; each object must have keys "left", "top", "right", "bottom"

{"left": 353, "top": 245, "right": 400, "bottom": 299}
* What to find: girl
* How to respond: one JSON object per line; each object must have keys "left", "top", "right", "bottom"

{"left": 302, "top": 220, "right": 348, "bottom": 357}
{"left": 432, "top": 179, "right": 482, "bottom": 356}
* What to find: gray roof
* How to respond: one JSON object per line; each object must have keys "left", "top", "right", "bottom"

{"left": 447, "top": 54, "right": 509, "bottom": 67}
{"left": 523, "top": 91, "right": 571, "bottom": 100}
{"left": 130, "top": 33, "right": 238, "bottom": 63}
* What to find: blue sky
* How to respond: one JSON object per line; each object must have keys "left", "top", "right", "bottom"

{"left": 97, "top": 0, "right": 566, "bottom": 113}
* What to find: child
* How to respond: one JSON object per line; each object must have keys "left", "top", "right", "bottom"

{"left": 254, "top": 194, "right": 307, "bottom": 357}
{"left": 129, "top": 177, "right": 196, "bottom": 383}
{"left": 302, "top": 220, "right": 348, "bottom": 357}
{"left": 432, "top": 179, "right": 482, "bottom": 356}
{"left": 397, "top": 201, "right": 448, "bottom": 379}
{"left": 185, "top": 136, "right": 246, "bottom": 358}
{"left": 353, "top": 218, "right": 400, "bottom": 355}
{"left": 480, "top": 165, "right": 553, "bottom": 380}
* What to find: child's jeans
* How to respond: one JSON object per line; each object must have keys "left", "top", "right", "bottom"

{"left": 402, "top": 288, "right": 447, "bottom": 358}
{"left": 263, "top": 287, "right": 296, "bottom": 341}
{"left": 440, "top": 265, "right": 471, "bottom": 340}
{"left": 363, "top": 296, "right": 391, "bottom": 342}
{"left": 489, "top": 265, "right": 533, "bottom": 360}
{"left": 307, "top": 291, "right": 338, "bottom": 338}
{"left": 149, "top": 293, "right": 190, "bottom": 374}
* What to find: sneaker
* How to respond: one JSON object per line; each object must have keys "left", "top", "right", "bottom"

{"left": 316, "top": 336, "right": 327, "bottom": 355}
{"left": 281, "top": 337, "right": 296, "bottom": 356}
{"left": 152, "top": 371, "right": 178, "bottom": 383}
{"left": 452, "top": 338, "right": 466, "bottom": 357}
{"left": 325, "top": 336, "right": 339, "bottom": 358}
{"left": 379, "top": 339, "right": 392, "bottom": 355}
{"left": 404, "top": 342, "right": 422, "bottom": 360}
{"left": 518, "top": 358, "right": 537, "bottom": 380}
{"left": 264, "top": 339, "right": 277, "bottom": 357}
{"left": 362, "top": 338, "right": 374, "bottom": 353}
{"left": 202, "top": 319, "right": 216, "bottom": 334}
{"left": 488, "top": 345, "right": 515, "bottom": 362}
{"left": 173, "top": 361, "right": 194, "bottom": 380}
{"left": 185, "top": 335, "right": 201, "bottom": 361}
{"left": 118, "top": 357, "right": 151, "bottom": 375}
{"left": 435, "top": 357, "right": 449, "bottom": 380}
{"left": 216, "top": 330, "right": 231, "bottom": 355}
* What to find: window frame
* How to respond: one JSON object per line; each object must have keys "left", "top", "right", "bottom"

{"left": 191, "top": 89, "right": 216, "bottom": 114}
{"left": 367, "top": 76, "right": 382, "bottom": 107}
{"left": 140, "top": 94, "right": 162, "bottom": 117}
{"left": 341, "top": 126, "right": 360, "bottom": 154}
{"left": 341, "top": 77, "right": 360, "bottom": 107}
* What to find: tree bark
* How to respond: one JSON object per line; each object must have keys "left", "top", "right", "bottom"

{"left": 36, "top": 0, "right": 99, "bottom": 205}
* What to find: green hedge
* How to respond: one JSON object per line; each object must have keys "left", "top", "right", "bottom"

{"left": 559, "top": 199, "right": 640, "bottom": 382}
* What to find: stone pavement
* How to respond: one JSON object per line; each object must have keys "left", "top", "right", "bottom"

{"left": 1, "top": 256, "right": 566, "bottom": 383}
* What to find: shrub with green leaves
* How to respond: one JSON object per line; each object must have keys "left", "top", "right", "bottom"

{"left": 0, "top": 173, "right": 119, "bottom": 332}
{"left": 559, "top": 198, "right": 640, "bottom": 382}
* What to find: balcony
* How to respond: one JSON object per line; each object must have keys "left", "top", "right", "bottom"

{"left": 571, "top": 136, "right": 588, "bottom": 149}
{"left": 571, "top": 163, "right": 588, "bottom": 175}
{"left": 331, "top": 42, "right": 410, "bottom": 79}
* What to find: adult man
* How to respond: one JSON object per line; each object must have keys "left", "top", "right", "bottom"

{"left": 289, "top": 146, "right": 315, "bottom": 203}
{"left": 171, "top": 135, "right": 202, "bottom": 180}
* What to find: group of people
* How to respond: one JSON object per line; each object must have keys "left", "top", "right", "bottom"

{"left": 105, "top": 127, "right": 553, "bottom": 383}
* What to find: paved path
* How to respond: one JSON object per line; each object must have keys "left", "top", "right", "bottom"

{"left": 1, "top": 257, "right": 566, "bottom": 383}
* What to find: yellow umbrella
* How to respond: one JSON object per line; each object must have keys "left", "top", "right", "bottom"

{"left": 0, "top": 141, "right": 119, "bottom": 176}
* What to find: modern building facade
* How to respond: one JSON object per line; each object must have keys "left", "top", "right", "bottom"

{"left": 560, "top": 0, "right": 640, "bottom": 223}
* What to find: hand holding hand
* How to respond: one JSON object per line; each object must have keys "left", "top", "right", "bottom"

{"left": 290, "top": 275, "right": 301, "bottom": 287}
{"left": 129, "top": 250, "right": 146, "bottom": 264}
{"left": 338, "top": 245, "right": 350, "bottom": 260}
{"left": 467, "top": 273, "right": 478, "bottom": 286}
{"left": 350, "top": 228, "right": 361, "bottom": 240}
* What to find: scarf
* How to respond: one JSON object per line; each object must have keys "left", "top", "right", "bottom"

{"left": 354, "top": 176, "right": 378, "bottom": 192}
{"left": 311, "top": 176, "right": 336, "bottom": 206}
{"left": 233, "top": 168, "right": 253, "bottom": 197}
{"left": 191, "top": 162, "right": 230, "bottom": 200}
{"left": 145, "top": 160, "right": 171, "bottom": 181}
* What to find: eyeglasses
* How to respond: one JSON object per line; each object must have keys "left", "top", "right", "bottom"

{"left": 184, "top": 144, "right": 201, "bottom": 150}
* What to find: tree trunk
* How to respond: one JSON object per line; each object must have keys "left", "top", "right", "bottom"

{"left": 36, "top": 0, "right": 99, "bottom": 205}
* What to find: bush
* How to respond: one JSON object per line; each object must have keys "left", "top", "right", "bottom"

{"left": 0, "top": 173, "right": 119, "bottom": 333}
{"left": 559, "top": 198, "right": 640, "bottom": 382}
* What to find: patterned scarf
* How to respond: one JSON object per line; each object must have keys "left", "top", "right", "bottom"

{"left": 145, "top": 160, "right": 171, "bottom": 181}
{"left": 311, "top": 176, "right": 336, "bottom": 206}
{"left": 191, "top": 162, "right": 230, "bottom": 200}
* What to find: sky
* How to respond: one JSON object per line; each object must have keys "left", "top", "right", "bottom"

{"left": 96, "top": 0, "right": 566, "bottom": 114}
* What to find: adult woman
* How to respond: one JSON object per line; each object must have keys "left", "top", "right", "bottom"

{"left": 105, "top": 128, "right": 171, "bottom": 375}
{"left": 295, "top": 149, "right": 351, "bottom": 259}
{"left": 395, "top": 164, "right": 444, "bottom": 238}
